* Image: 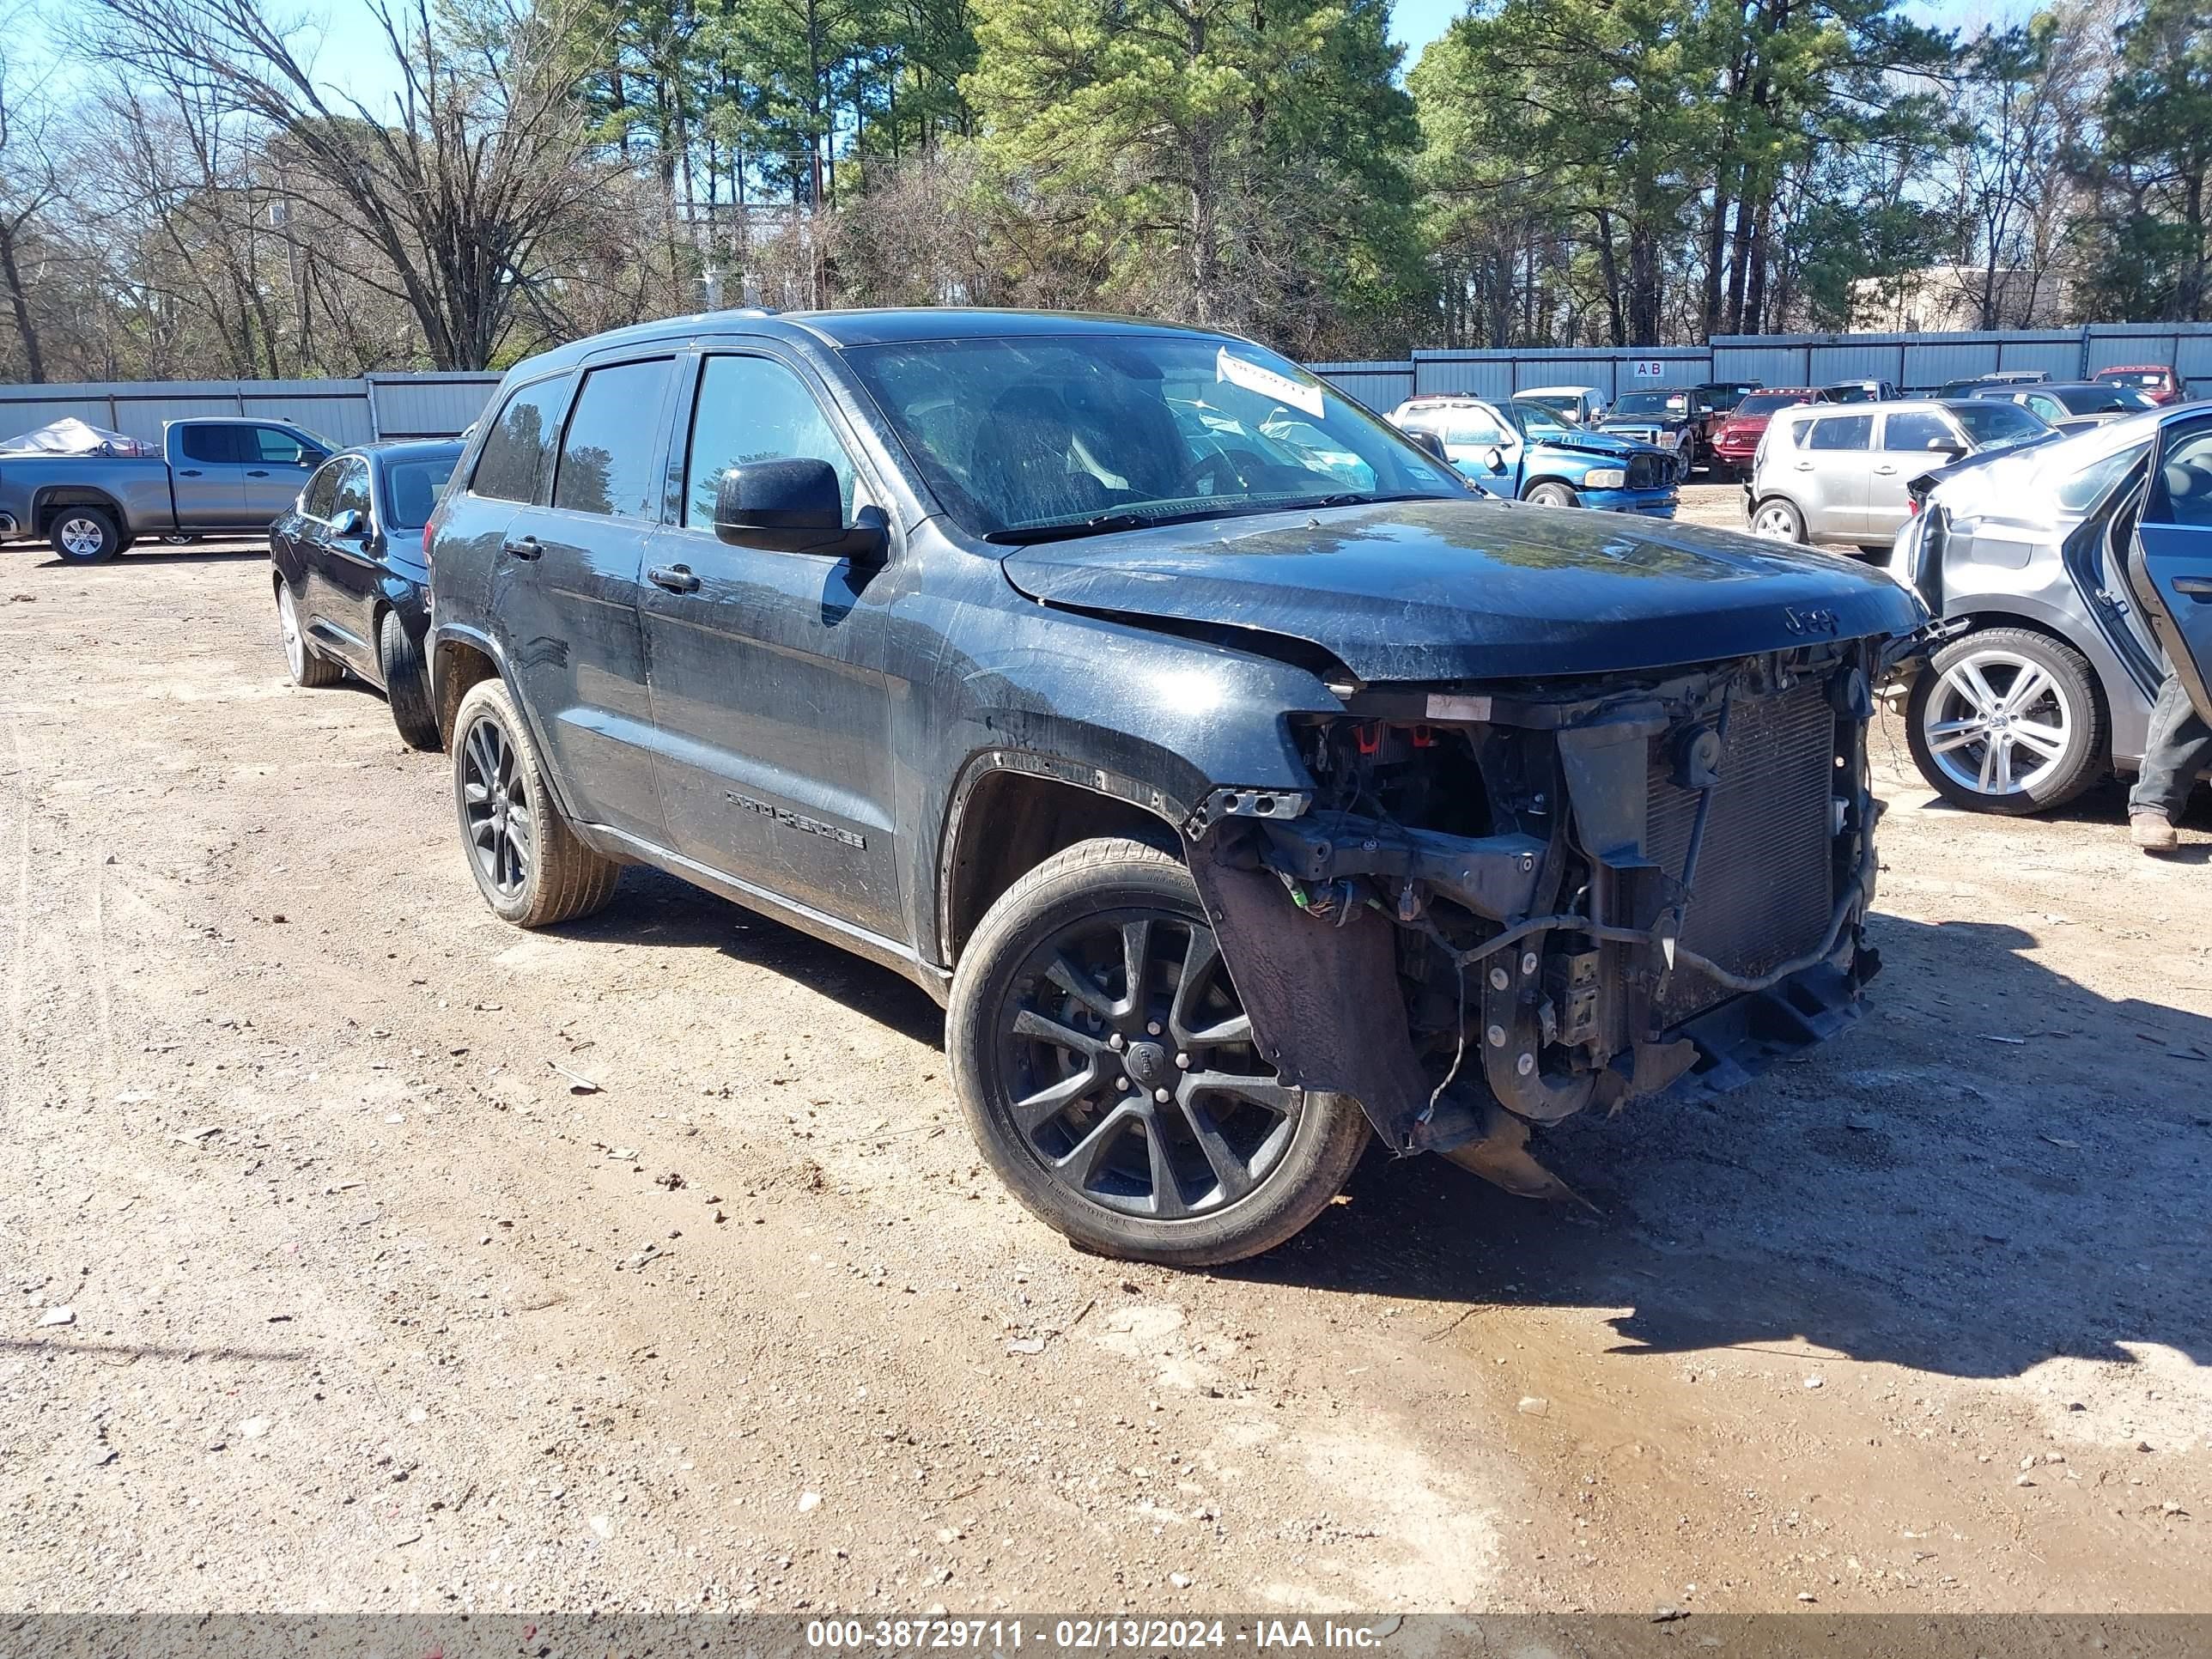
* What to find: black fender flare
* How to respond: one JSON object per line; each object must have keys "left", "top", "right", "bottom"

{"left": 428, "top": 620, "right": 586, "bottom": 826}
{"left": 33, "top": 486, "right": 129, "bottom": 536}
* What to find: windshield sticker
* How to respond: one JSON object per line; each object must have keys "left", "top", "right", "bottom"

{"left": 1217, "top": 348, "right": 1324, "bottom": 419}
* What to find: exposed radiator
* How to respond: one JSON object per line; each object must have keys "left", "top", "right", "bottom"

{"left": 1644, "top": 678, "right": 1838, "bottom": 1024}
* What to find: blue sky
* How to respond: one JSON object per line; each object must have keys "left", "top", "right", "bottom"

{"left": 27, "top": 0, "right": 2047, "bottom": 109}
{"left": 1389, "top": 0, "right": 2038, "bottom": 62}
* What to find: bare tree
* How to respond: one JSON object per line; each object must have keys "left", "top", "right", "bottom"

{"left": 0, "top": 9, "right": 67, "bottom": 380}
{"left": 88, "top": 0, "right": 618, "bottom": 368}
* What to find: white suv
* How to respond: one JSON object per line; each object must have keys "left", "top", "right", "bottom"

{"left": 1746, "top": 398, "right": 2050, "bottom": 553}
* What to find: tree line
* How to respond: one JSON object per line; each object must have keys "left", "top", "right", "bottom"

{"left": 2, "top": 0, "right": 2211, "bottom": 381}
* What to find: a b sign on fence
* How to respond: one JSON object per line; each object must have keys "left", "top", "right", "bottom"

{"left": 1629, "top": 360, "right": 1668, "bottom": 380}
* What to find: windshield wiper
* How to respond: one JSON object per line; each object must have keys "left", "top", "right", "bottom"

{"left": 1269, "top": 490, "right": 1450, "bottom": 512}
{"left": 983, "top": 513, "right": 1154, "bottom": 545}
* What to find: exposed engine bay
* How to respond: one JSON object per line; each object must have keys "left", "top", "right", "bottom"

{"left": 1184, "top": 639, "right": 1887, "bottom": 1200}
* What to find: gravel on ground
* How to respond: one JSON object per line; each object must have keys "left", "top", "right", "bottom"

{"left": 1, "top": 538, "right": 2205, "bottom": 1616}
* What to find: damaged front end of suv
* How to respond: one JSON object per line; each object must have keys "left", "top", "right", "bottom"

{"left": 1182, "top": 638, "right": 1893, "bottom": 1199}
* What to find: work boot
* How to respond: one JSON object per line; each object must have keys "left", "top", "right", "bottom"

{"left": 2130, "top": 811, "right": 2179, "bottom": 852}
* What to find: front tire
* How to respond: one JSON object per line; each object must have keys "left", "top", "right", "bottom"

{"left": 49, "top": 507, "right": 122, "bottom": 563}
{"left": 378, "top": 609, "right": 441, "bottom": 751}
{"left": 947, "top": 837, "right": 1370, "bottom": 1267}
{"left": 1905, "top": 627, "right": 2106, "bottom": 814}
{"left": 276, "top": 577, "right": 342, "bottom": 687}
{"left": 450, "top": 677, "right": 620, "bottom": 927}
{"left": 1525, "top": 482, "right": 1578, "bottom": 507}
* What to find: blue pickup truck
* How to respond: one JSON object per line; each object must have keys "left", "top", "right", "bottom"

{"left": 1389, "top": 395, "right": 1678, "bottom": 516}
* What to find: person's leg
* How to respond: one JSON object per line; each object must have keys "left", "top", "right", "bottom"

{"left": 2128, "top": 672, "right": 2212, "bottom": 842}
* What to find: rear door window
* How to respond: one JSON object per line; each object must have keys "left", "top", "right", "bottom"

{"left": 554, "top": 359, "right": 675, "bottom": 520}
{"left": 1807, "top": 415, "right": 1874, "bottom": 451}
{"left": 178, "top": 425, "right": 239, "bottom": 465}
{"left": 470, "top": 374, "right": 574, "bottom": 504}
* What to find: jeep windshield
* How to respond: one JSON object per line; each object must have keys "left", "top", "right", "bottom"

{"left": 840, "top": 333, "right": 1467, "bottom": 541}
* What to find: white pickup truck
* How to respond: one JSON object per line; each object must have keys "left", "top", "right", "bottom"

{"left": 0, "top": 416, "right": 333, "bottom": 562}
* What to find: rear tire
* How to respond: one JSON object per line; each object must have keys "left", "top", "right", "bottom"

{"left": 947, "top": 836, "right": 1370, "bottom": 1267}
{"left": 1905, "top": 626, "right": 2107, "bottom": 815}
{"left": 450, "top": 677, "right": 620, "bottom": 927}
{"left": 378, "top": 609, "right": 441, "bottom": 751}
{"left": 49, "top": 507, "right": 121, "bottom": 563}
{"left": 276, "top": 577, "right": 343, "bottom": 687}
{"left": 1750, "top": 496, "right": 1804, "bottom": 542}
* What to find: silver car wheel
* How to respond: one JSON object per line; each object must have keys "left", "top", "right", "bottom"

{"left": 1920, "top": 647, "right": 2074, "bottom": 799}
{"left": 1751, "top": 502, "right": 1800, "bottom": 540}
{"left": 277, "top": 581, "right": 307, "bottom": 680}
{"left": 57, "top": 515, "right": 107, "bottom": 558}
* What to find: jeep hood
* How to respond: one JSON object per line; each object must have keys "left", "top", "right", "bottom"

{"left": 998, "top": 499, "right": 1924, "bottom": 683}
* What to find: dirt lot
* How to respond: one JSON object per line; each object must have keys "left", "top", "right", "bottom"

{"left": 2, "top": 532, "right": 2207, "bottom": 1618}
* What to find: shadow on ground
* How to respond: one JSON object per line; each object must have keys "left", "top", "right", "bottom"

{"left": 541, "top": 860, "right": 2212, "bottom": 1385}
{"left": 551, "top": 864, "right": 947, "bottom": 1048}
{"left": 1237, "top": 910, "right": 2212, "bottom": 1382}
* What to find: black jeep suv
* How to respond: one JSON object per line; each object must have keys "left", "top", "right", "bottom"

{"left": 424, "top": 308, "right": 1923, "bottom": 1267}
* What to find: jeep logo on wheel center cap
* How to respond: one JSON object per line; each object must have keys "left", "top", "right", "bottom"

{"left": 1125, "top": 1042, "right": 1168, "bottom": 1086}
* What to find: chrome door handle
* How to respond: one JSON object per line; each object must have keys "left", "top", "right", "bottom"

{"left": 501, "top": 536, "right": 542, "bottom": 562}
{"left": 2174, "top": 575, "right": 2212, "bottom": 599}
{"left": 648, "top": 563, "right": 701, "bottom": 594}
{"left": 1874, "top": 465, "right": 1898, "bottom": 476}
{"left": 1793, "top": 460, "right": 1814, "bottom": 471}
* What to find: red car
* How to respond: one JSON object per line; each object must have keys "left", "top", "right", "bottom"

{"left": 2093, "top": 364, "right": 2183, "bottom": 404}
{"left": 1707, "top": 387, "right": 1817, "bottom": 477}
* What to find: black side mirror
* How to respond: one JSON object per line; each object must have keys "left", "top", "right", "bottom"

{"left": 714, "top": 458, "right": 887, "bottom": 561}
{"left": 1486, "top": 446, "right": 1510, "bottom": 475}
{"left": 1925, "top": 438, "right": 1966, "bottom": 458}
{"left": 1405, "top": 428, "right": 1448, "bottom": 463}
{"left": 328, "top": 507, "right": 364, "bottom": 538}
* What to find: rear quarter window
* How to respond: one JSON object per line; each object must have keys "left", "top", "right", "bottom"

{"left": 470, "top": 374, "right": 574, "bottom": 504}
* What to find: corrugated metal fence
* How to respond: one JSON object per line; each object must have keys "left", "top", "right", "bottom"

{"left": 1313, "top": 323, "right": 2212, "bottom": 408}
{"left": 9, "top": 320, "right": 2212, "bottom": 444}
{"left": 0, "top": 373, "right": 501, "bottom": 447}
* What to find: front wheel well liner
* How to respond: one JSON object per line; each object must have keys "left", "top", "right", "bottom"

{"left": 941, "top": 770, "right": 1180, "bottom": 965}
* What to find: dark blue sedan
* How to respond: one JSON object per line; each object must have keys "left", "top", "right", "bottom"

{"left": 269, "top": 439, "right": 463, "bottom": 749}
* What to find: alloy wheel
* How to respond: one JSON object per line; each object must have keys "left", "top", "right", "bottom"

{"left": 998, "top": 910, "right": 1299, "bottom": 1221}
{"left": 460, "top": 714, "right": 534, "bottom": 897}
{"left": 277, "top": 583, "right": 306, "bottom": 680}
{"left": 1751, "top": 502, "right": 1800, "bottom": 540}
{"left": 1920, "top": 647, "right": 2075, "bottom": 799}
{"left": 56, "top": 515, "right": 106, "bottom": 559}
